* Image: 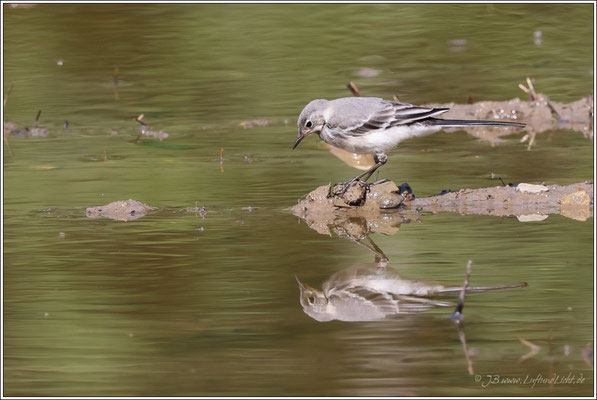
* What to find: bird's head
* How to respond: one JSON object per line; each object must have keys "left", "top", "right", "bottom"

{"left": 295, "top": 275, "right": 333, "bottom": 321}
{"left": 293, "top": 99, "right": 328, "bottom": 149}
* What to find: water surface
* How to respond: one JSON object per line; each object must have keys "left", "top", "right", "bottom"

{"left": 3, "top": 3, "right": 594, "bottom": 397}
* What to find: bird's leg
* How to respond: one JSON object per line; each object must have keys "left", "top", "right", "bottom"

{"left": 355, "top": 152, "right": 388, "bottom": 182}
{"left": 337, "top": 153, "right": 388, "bottom": 194}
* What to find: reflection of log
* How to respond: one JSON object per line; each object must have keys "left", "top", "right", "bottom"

{"left": 425, "top": 94, "right": 593, "bottom": 149}
{"left": 292, "top": 181, "right": 594, "bottom": 235}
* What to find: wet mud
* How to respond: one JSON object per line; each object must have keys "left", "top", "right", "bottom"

{"left": 412, "top": 182, "right": 593, "bottom": 221}
{"left": 292, "top": 180, "right": 594, "bottom": 232}
{"left": 85, "top": 199, "right": 156, "bottom": 222}
{"left": 291, "top": 180, "right": 419, "bottom": 237}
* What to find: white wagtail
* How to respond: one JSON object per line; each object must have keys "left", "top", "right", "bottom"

{"left": 296, "top": 261, "right": 527, "bottom": 322}
{"left": 293, "top": 97, "right": 525, "bottom": 184}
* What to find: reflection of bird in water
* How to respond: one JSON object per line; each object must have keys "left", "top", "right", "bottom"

{"left": 296, "top": 259, "right": 527, "bottom": 322}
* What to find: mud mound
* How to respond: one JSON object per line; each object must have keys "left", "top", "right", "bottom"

{"left": 291, "top": 180, "right": 418, "bottom": 236}
{"left": 85, "top": 199, "right": 156, "bottom": 221}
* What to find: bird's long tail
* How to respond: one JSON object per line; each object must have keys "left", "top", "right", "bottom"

{"left": 427, "top": 118, "right": 525, "bottom": 128}
{"left": 437, "top": 282, "right": 528, "bottom": 296}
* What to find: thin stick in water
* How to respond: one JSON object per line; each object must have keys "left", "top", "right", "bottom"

{"left": 219, "top": 148, "right": 224, "bottom": 173}
{"left": 113, "top": 67, "right": 119, "bottom": 101}
{"left": 3, "top": 82, "right": 14, "bottom": 108}
{"left": 451, "top": 259, "right": 472, "bottom": 323}
{"left": 3, "top": 83, "right": 14, "bottom": 156}
{"left": 347, "top": 81, "right": 362, "bottom": 97}
{"left": 452, "top": 259, "right": 474, "bottom": 375}
{"left": 34, "top": 109, "right": 42, "bottom": 127}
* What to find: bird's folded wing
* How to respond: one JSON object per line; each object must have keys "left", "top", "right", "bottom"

{"left": 388, "top": 102, "right": 450, "bottom": 127}
{"left": 334, "top": 285, "right": 453, "bottom": 315}
{"left": 327, "top": 100, "right": 450, "bottom": 136}
{"left": 334, "top": 286, "right": 400, "bottom": 315}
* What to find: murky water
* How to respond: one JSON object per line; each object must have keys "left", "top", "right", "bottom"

{"left": 3, "top": 3, "right": 594, "bottom": 397}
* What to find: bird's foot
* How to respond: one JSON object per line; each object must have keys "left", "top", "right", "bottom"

{"left": 332, "top": 178, "right": 370, "bottom": 196}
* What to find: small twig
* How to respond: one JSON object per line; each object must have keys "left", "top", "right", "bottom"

{"left": 582, "top": 342, "right": 593, "bottom": 368}
{"left": 451, "top": 259, "right": 474, "bottom": 375}
{"left": 135, "top": 114, "right": 146, "bottom": 126}
{"left": 113, "top": 67, "right": 119, "bottom": 101}
{"left": 3, "top": 82, "right": 14, "bottom": 108}
{"left": 34, "top": 109, "right": 42, "bottom": 127}
{"left": 3, "top": 128, "right": 13, "bottom": 156}
{"left": 546, "top": 101, "right": 564, "bottom": 124}
{"left": 519, "top": 337, "right": 541, "bottom": 362}
{"left": 518, "top": 77, "right": 538, "bottom": 101}
{"left": 219, "top": 148, "right": 224, "bottom": 173}
{"left": 451, "top": 260, "right": 472, "bottom": 323}
{"left": 456, "top": 323, "right": 474, "bottom": 375}
{"left": 347, "top": 81, "right": 362, "bottom": 97}
{"left": 3, "top": 83, "right": 14, "bottom": 156}
{"left": 526, "top": 77, "right": 536, "bottom": 96}
{"left": 103, "top": 150, "right": 108, "bottom": 162}
{"left": 133, "top": 114, "right": 147, "bottom": 141}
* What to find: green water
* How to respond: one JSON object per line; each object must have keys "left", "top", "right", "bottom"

{"left": 2, "top": 3, "right": 594, "bottom": 397}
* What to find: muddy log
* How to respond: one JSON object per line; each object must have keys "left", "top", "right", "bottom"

{"left": 412, "top": 182, "right": 593, "bottom": 221}
{"left": 292, "top": 181, "right": 594, "bottom": 233}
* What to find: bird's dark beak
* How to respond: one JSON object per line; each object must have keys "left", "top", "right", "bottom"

{"left": 292, "top": 135, "right": 304, "bottom": 150}
{"left": 292, "top": 129, "right": 310, "bottom": 149}
{"left": 295, "top": 275, "right": 306, "bottom": 290}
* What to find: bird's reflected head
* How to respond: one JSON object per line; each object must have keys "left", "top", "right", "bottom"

{"left": 295, "top": 275, "right": 330, "bottom": 319}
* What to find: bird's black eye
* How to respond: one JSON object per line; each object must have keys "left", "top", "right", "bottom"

{"left": 306, "top": 121, "right": 312, "bottom": 128}
{"left": 308, "top": 296, "right": 315, "bottom": 304}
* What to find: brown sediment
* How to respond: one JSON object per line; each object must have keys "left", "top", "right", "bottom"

{"left": 86, "top": 199, "right": 156, "bottom": 222}
{"left": 291, "top": 180, "right": 418, "bottom": 237}
{"left": 4, "top": 107, "right": 50, "bottom": 138}
{"left": 240, "top": 120, "right": 269, "bottom": 129}
{"left": 292, "top": 180, "right": 594, "bottom": 233}
{"left": 412, "top": 182, "right": 594, "bottom": 221}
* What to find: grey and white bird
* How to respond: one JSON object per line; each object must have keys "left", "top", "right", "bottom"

{"left": 293, "top": 97, "right": 525, "bottom": 183}
{"left": 296, "top": 262, "right": 527, "bottom": 322}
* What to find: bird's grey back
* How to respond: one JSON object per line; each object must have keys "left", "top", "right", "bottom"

{"left": 326, "top": 97, "right": 394, "bottom": 131}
